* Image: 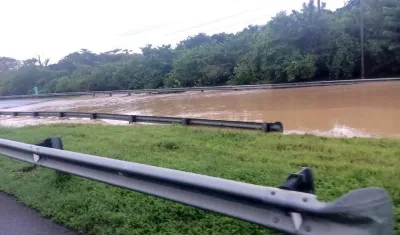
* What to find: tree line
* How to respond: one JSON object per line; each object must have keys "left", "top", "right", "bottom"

{"left": 0, "top": 0, "right": 399, "bottom": 95}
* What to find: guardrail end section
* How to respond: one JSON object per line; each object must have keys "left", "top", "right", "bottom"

{"left": 277, "top": 169, "right": 395, "bottom": 234}
{"left": 262, "top": 122, "right": 284, "bottom": 133}
{"left": 325, "top": 187, "right": 394, "bottom": 235}
{"left": 269, "top": 122, "right": 284, "bottom": 133}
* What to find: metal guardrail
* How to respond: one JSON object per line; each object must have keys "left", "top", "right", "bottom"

{"left": 0, "top": 111, "right": 284, "bottom": 132}
{"left": 0, "top": 77, "right": 399, "bottom": 100}
{"left": 0, "top": 136, "right": 394, "bottom": 235}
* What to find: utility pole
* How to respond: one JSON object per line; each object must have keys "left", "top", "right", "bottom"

{"left": 317, "top": 0, "right": 321, "bottom": 11}
{"left": 360, "top": 0, "right": 365, "bottom": 79}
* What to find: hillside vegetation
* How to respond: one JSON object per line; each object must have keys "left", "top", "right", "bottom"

{"left": 0, "top": 0, "right": 400, "bottom": 95}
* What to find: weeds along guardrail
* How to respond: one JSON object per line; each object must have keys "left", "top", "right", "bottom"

{"left": 0, "top": 136, "right": 394, "bottom": 234}
{"left": 0, "top": 77, "right": 399, "bottom": 100}
{"left": 0, "top": 111, "right": 284, "bottom": 132}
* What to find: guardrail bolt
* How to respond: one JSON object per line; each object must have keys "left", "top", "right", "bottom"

{"left": 128, "top": 115, "right": 136, "bottom": 124}
{"left": 58, "top": 112, "right": 65, "bottom": 118}
{"left": 181, "top": 118, "right": 190, "bottom": 126}
{"left": 90, "top": 113, "right": 97, "bottom": 120}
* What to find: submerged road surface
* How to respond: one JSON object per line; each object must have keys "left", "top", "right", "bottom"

{"left": 0, "top": 99, "right": 52, "bottom": 109}
{"left": 0, "top": 193, "right": 80, "bottom": 235}
{"left": 1, "top": 82, "right": 400, "bottom": 138}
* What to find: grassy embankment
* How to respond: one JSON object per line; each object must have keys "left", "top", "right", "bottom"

{"left": 0, "top": 124, "right": 399, "bottom": 235}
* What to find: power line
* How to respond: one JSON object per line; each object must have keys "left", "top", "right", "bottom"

{"left": 207, "top": 15, "right": 269, "bottom": 34}
{"left": 164, "top": 14, "right": 270, "bottom": 46}
{"left": 164, "top": 8, "right": 263, "bottom": 37}
{"left": 118, "top": 7, "right": 266, "bottom": 39}
{"left": 119, "top": 25, "right": 165, "bottom": 37}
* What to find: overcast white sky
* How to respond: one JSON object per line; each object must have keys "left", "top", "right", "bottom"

{"left": 0, "top": 0, "right": 346, "bottom": 62}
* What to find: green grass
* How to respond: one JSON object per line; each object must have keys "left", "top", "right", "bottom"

{"left": 0, "top": 124, "right": 399, "bottom": 235}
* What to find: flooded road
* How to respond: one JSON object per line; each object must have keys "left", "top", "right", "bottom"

{"left": 1, "top": 82, "right": 399, "bottom": 138}
{"left": 0, "top": 99, "right": 52, "bottom": 109}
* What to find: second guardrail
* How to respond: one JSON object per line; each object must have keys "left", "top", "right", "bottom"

{"left": 0, "top": 111, "right": 284, "bottom": 133}
{"left": 0, "top": 77, "right": 399, "bottom": 100}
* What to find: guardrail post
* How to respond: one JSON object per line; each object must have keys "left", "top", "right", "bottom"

{"left": 128, "top": 115, "right": 136, "bottom": 124}
{"left": 127, "top": 93, "right": 131, "bottom": 96}
{"left": 279, "top": 167, "right": 315, "bottom": 194}
{"left": 32, "top": 112, "right": 38, "bottom": 117}
{"left": 278, "top": 167, "right": 315, "bottom": 231}
{"left": 109, "top": 93, "right": 112, "bottom": 97}
{"left": 181, "top": 118, "right": 190, "bottom": 126}
{"left": 12, "top": 112, "right": 17, "bottom": 117}
{"left": 90, "top": 113, "right": 97, "bottom": 120}
{"left": 92, "top": 93, "right": 96, "bottom": 97}
{"left": 58, "top": 112, "right": 65, "bottom": 118}
{"left": 33, "top": 137, "right": 71, "bottom": 183}
{"left": 50, "top": 136, "right": 63, "bottom": 149}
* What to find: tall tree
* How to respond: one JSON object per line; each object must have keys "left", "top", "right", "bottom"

{"left": 0, "top": 57, "right": 21, "bottom": 72}
{"left": 383, "top": 0, "right": 400, "bottom": 62}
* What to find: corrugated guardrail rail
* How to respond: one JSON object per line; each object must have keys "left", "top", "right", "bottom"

{"left": 0, "top": 111, "right": 284, "bottom": 132}
{"left": 0, "top": 77, "right": 399, "bottom": 100}
{"left": 0, "top": 136, "right": 394, "bottom": 235}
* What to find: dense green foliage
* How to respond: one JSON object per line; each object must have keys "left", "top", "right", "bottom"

{"left": 0, "top": 124, "right": 399, "bottom": 234}
{"left": 1, "top": 0, "right": 400, "bottom": 95}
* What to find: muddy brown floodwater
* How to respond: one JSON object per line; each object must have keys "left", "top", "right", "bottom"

{"left": 1, "top": 81, "right": 400, "bottom": 138}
